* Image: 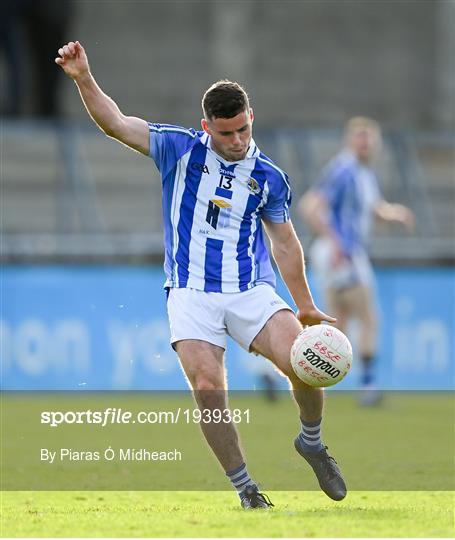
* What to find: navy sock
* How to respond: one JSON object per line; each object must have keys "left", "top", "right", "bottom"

{"left": 361, "top": 355, "right": 375, "bottom": 386}
{"left": 298, "top": 417, "right": 323, "bottom": 453}
{"left": 226, "top": 462, "right": 254, "bottom": 494}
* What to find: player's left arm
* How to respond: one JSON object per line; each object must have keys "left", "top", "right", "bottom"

{"left": 374, "top": 200, "right": 415, "bottom": 232}
{"left": 263, "top": 219, "right": 336, "bottom": 326}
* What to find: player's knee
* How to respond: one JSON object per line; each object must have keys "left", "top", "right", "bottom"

{"left": 193, "top": 381, "right": 227, "bottom": 410}
{"left": 192, "top": 374, "right": 224, "bottom": 393}
{"left": 280, "top": 361, "right": 295, "bottom": 381}
{"left": 270, "top": 348, "right": 296, "bottom": 381}
{"left": 267, "top": 331, "right": 301, "bottom": 380}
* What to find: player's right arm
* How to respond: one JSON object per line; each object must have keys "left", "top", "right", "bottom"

{"left": 55, "top": 41, "right": 149, "bottom": 155}
{"left": 299, "top": 190, "right": 332, "bottom": 238}
{"left": 298, "top": 190, "right": 345, "bottom": 263}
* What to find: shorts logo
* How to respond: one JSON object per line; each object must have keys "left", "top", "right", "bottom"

{"left": 206, "top": 199, "right": 232, "bottom": 230}
{"left": 247, "top": 177, "right": 261, "bottom": 195}
{"left": 270, "top": 300, "right": 284, "bottom": 306}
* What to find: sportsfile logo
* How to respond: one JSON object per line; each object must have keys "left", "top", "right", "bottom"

{"left": 298, "top": 348, "right": 341, "bottom": 379}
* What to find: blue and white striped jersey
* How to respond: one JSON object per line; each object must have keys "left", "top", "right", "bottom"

{"left": 315, "top": 151, "right": 381, "bottom": 256}
{"left": 148, "top": 123, "right": 292, "bottom": 292}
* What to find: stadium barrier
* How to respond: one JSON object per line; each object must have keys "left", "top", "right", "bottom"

{"left": 2, "top": 265, "right": 453, "bottom": 390}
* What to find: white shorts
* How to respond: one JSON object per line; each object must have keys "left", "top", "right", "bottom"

{"left": 310, "top": 237, "right": 374, "bottom": 291}
{"left": 166, "top": 284, "right": 293, "bottom": 351}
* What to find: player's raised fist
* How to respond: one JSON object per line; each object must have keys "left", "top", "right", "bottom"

{"left": 55, "top": 41, "right": 90, "bottom": 80}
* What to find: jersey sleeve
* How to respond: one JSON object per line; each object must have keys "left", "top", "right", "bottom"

{"left": 148, "top": 123, "right": 198, "bottom": 179}
{"left": 262, "top": 172, "right": 292, "bottom": 223}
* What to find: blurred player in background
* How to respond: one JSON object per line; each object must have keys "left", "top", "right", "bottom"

{"left": 56, "top": 40, "right": 347, "bottom": 509}
{"left": 300, "top": 117, "right": 415, "bottom": 405}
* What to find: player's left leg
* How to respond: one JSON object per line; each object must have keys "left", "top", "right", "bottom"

{"left": 250, "top": 310, "right": 323, "bottom": 419}
{"left": 351, "top": 285, "right": 381, "bottom": 405}
{"left": 250, "top": 309, "right": 347, "bottom": 501}
{"left": 348, "top": 253, "right": 382, "bottom": 405}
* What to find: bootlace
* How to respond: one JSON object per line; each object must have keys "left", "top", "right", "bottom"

{"left": 253, "top": 491, "right": 275, "bottom": 508}
{"left": 244, "top": 485, "right": 275, "bottom": 507}
{"left": 320, "top": 446, "right": 340, "bottom": 479}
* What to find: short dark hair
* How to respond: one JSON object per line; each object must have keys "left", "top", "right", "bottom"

{"left": 202, "top": 80, "right": 250, "bottom": 120}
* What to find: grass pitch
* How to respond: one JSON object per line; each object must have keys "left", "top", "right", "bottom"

{"left": 1, "top": 490, "right": 453, "bottom": 537}
{"left": 2, "top": 392, "right": 453, "bottom": 537}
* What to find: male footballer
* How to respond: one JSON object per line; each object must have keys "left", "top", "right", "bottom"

{"left": 56, "top": 40, "right": 346, "bottom": 508}
{"left": 300, "top": 117, "right": 415, "bottom": 405}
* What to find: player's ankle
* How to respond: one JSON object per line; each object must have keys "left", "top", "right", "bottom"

{"left": 297, "top": 417, "right": 323, "bottom": 453}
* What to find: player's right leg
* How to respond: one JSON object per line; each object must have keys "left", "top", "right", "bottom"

{"left": 173, "top": 338, "right": 244, "bottom": 472}
{"left": 167, "top": 288, "right": 273, "bottom": 508}
{"left": 174, "top": 339, "right": 272, "bottom": 508}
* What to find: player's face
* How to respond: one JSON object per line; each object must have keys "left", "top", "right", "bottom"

{"left": 347, "top": 127, "right": 382, "bottom": 163}
{"left": 202, "top": 109, "right": 254, "bottom": 162}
